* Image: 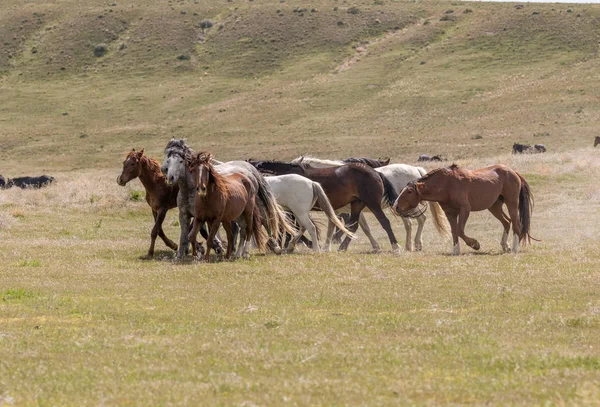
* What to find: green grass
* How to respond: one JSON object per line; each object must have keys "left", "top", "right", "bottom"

{"left": 1, "top": 0, "right": 600, "bottom": 404}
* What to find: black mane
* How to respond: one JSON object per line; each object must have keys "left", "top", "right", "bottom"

{"left": 343, "top": 157, "right": 390, "bottom": 168}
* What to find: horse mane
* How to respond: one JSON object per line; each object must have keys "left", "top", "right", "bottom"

{"left": 343, "top": 157, "right": 390, "bottom": 168}
{"left": 165, "top": 138, "right": 194, "bottom": 160}
{"left": 202, "top": 158, "right": 230, "bottom": 200}
{"left": 140, "top": 155, "right": 164, "bottom": 178}
{"left": 418, "top": 164, "right": 459, "bottom": 182}
{"left": 291, "top": 156, "right": 343, "bottom": 167}
{"left": 126, "top": 150, "right": 165, "bottom": 179}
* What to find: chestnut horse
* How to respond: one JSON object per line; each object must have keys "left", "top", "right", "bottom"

{"left": 392, "top": 164, "right": 535, "bottom": 255}
{"left": 117, "top": 148, "right": 179, "bottom": 258}
{"left": 249, "top": 160, "right": 399, "bottom": 252}
{"left": 187, "top": 152, "right": 268, "bottom": 261}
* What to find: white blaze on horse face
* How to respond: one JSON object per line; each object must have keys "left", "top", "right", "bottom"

{"left": 197, "top": 164, "right": 208, "bottom": 196}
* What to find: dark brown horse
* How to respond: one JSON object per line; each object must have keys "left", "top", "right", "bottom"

{"left": 595, "top": 136, "right": 600, "bottom": 147}
{"left": 188, "top": 152, "right": 268, "bottom": 261}
{"left": 392, "top": 164, "right": 535, "bottom": 255}
{"left": 117, "top": 148, "right": 179, "bottom": 258}
{"left": 249, "top": 160, "right": 399, "bottom": 252}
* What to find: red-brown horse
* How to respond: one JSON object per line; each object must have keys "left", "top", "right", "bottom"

{"left": 117, "top": 148, "right": 178, "bottom": 257}
{"left": 187, "top": 152, "right": 268, "bottom": 261}
{"left": 392, "top": 164, "right": 535, "bottom": 255}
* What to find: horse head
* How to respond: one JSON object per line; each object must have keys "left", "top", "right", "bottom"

{"left": 188, "top": 152, "right": 212, "bottom": 195}
{"left": 393, "top": 181, "right": 425, "bottom": 217}
{"left": 162, "top": 138, "right": 194, "bottom": 185}
{"left": 117, "top": 148, "right": 144, "bottom": 186}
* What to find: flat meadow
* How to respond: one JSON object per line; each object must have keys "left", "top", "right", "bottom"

{"left": 1, "top": 0, "right": 600, "bottom": 405}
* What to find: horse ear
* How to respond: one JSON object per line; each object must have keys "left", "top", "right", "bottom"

{"left": 131, "top": 148, "right": 136, "bottom": 152}
{"left": 139, "top": 148, "right": 144, "bottom": 156}
{"left": 415, "top": 182, "right": 425, "bottom": 193}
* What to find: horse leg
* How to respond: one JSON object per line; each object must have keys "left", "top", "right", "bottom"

{"left": 414, "top": 213, "right": 426, "bottom": 252}
{"left": 401, "top": 216, "right": 413, "bottom": 252}
{"left": 231, "top": 221, "right": 239, "bottom": 254}
{"left": 358, "top": 212, "right": 381, "bottom": 252}
{"left": 339, "top": 202, "right": 366, "bottom": 251}
{"left": 199, "top": 223, "right": 224, "bottom": 256}
{"left": 488, "top": 200, "right": 511, "bottom": 253}
{"left": 365, "top": 203, "right": 399, "bottom": 253}
{"left": 222, "top": 221, "right": 234, "bottom": 259}
{"left": 204, "top": 219, "right": 221, "bottom": 262}
{"left": 457, "top": 206, "right": 480, "bottom": 251}
{"left": 286, "top": 223, "right": 306, "bottom": 253}
{"left": 177, "top": 212, "right": 191, "bottom": 259}
{"left": 187, "top": 218, "right": 201, "bottom": 258}
{"left": 506, "top": 200, "right": 522, "bottom": 253}
{"left": 147, "top": 210, "right": 159, "bottom": 258}
{"left": 323, "top": 219, "right": 335, "bottom": 252}
{"left": 155, "top": 208, "right": 177, "bottom": 252}
{"left": 235, "top": 218, "right": 247, "bottom": 259}
{"left": 332, "top": 213, "right": 350, "bottom": 244}
{"left": 445, "top": 209, "right": 460, "bottom": 255}
{"left": 289, "top": 213, "right": 319, "bottom": 253}
{"left": 242, "top": 208, "right": 254, "bottom": 260}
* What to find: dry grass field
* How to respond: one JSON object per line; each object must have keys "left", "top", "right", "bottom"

{"left": 1, "top": 0, "right": 600, "bottom": 405}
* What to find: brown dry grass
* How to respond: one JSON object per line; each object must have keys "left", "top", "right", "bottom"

{"left": 1, "top": 0, "right": 600, "bottom": 405}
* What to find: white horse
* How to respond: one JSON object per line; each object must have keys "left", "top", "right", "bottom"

{"left": 291, "top": 156, "right": 450, "bottom": 251}
{"left": 263, "top": 174, "right": 355, "bottom": 252}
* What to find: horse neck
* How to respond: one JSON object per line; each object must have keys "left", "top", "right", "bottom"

{"left": 205, "top": 165, "right": 229, "bottom": 201}
{"left": 418, "top": 178, "right": 447, "bottom": 202}
{"left": 137, "top": 157, "right": 165, "bottom": 190}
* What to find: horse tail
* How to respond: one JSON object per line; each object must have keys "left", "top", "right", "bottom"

{"left": 251, "top": 203, "right": 269, "bottom": 252}
{"left": 256, "top": 176, "right": 296, "bottom": 241}
{"left": 312, "top": 182, "right": 355, "bottom": 239}
{"left": 379, "top": 173, "right": 398, "bottom": 209}
{"left": 517, "top": 173, "right": 537, "bottom": 244}
{"left": 428, "top": 202, "right": 451, "bottom": 238}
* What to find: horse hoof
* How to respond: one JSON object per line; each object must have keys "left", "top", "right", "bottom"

{"left": 472, "top": 242, "right": 481, "bottom": 250}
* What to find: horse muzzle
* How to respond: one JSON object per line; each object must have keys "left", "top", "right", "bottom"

{"left": 116, "top": 175, "right": 126, "bottom": 186}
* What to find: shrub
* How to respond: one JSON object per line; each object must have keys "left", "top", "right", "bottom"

{"left": 94, "top": 43, "right": 108, "bottom": 57}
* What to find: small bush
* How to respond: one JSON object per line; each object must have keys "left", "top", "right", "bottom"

{"left": 93, "top": 43, "right": 108, "bottom": 57}
{"left": 348, "top": 7, "right": 360, "bottom": 14}
{"left": 200, "top": 19, "right": 213, "bottom": 30}
{"left": 177, "top": 55, "right": 191, "bottom": 61}
{"left": 129, "top": 190, "right": 144, "bottom": 202}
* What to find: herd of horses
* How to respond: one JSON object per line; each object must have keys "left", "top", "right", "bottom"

{"left": 116, "top": 138, "right": 538, "bottom": 261}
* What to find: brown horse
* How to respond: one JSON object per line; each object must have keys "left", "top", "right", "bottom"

{"left": 595, "top": 136, "right": 600, "bottom": 147}
{"left": 392, "top": 164, "right": 535, "bottom": 255}
{"left": 187, "top": 152, "right": 268, "bottom": 261}
{"left": 117, "top": 148, "right": 179, "bottom": 258}
{"left": 249, "top": 160, "right": 399, "bottom": 252}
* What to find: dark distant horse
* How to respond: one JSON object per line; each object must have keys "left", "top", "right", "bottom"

{"left": 117, "top": 148, "right": 179, "bottom": 258}
{"left": 417, "top": 155, "right": 442, "bottom": 162}
{"left": 393, "top": 164, "right": 535, "bottom": 255}
{"left": 187, "top": 152, "right": 268, "bottom": 261}
{"left": 0, "top": 176, "right": 5, "bottom": 188}
{"left": 513, "top": 143, "right": 546, "bottom": 154}
{"left": 595, "top": 136, "right": 600, "bottom": 147}
{"left": 5, "top": 175, "right": 55, "bottom": 189}
{"left": 249, "top": 160, "right": 399, "bottom": 252}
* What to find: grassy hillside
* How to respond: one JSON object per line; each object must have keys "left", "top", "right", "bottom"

{"left": 1, "top": 0, "right": 600, "bottom": 173}
{"left": 1, "top": 0, "right": 600, "bottom": 405}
